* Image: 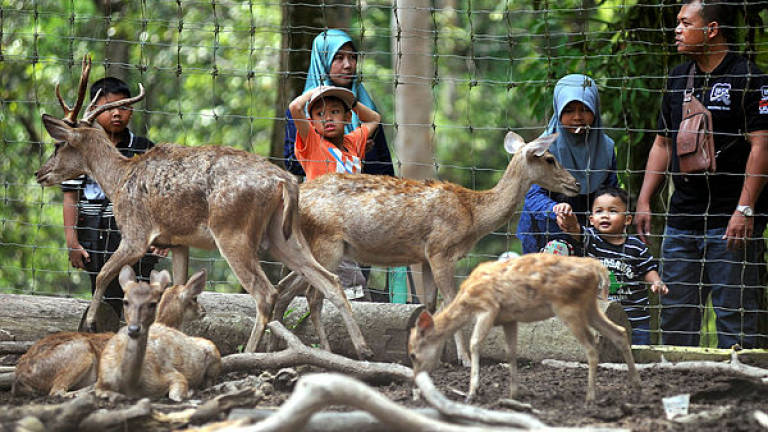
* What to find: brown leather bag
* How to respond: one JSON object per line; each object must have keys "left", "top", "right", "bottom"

{"left": 677, "top": 64, "right": 716, "bottom": 173}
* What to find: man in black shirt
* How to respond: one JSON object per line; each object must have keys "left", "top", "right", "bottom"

{"left": 61, "top": 77, "right": 166, "bottom": 319}
{"left": 635, "top": 0, "right": 768, "bottom": 348}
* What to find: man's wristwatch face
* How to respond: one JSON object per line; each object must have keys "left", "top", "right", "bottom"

{"left": 736, "top": 205, "right": 754, "bottom": 217}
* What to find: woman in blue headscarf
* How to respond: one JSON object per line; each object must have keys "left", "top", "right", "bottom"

{"left": 516, "top": 74, "right": 617, "bottom": 255}
{"left": 284, "top": 29, "right": 394, "bottom": 177}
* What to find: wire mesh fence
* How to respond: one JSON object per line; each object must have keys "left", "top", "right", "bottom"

{"left": 1, "top": 0, "right": 767, "bottom": 348}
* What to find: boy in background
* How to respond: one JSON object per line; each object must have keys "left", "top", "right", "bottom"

{"left": 556, "top": 186, "right": 668, "bottom": 345}
{"left": 289, "top": 85, "right": 381, "bottom": 181}
{"left": 62, "top": 77, "right": 166, "bottom": 319}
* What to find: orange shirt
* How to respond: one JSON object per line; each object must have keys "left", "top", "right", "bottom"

{"left": 295, "top": 125, "right": 370, "bottom": 181}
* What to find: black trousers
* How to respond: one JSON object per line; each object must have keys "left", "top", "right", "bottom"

{"left": 78, "top": 213, "right": 158, "bottom": 318}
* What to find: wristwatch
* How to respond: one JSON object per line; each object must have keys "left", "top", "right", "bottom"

{"left": 736, "top": 205, "right": 754, "bottom": 217}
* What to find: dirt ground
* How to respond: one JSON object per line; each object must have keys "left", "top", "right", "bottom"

{"left": 2, "top": 352, "right": 767, "bottom": 431}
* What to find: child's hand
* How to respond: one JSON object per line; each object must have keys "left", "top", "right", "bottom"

{"left": 650, "top": 280, "right": 668, "bottom": 295}
{"left": 553, "top": 202, "right": 572, "bottom": 215}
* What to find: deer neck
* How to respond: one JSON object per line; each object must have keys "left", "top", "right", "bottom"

{"left": 81, "top": 134, "right": 131, "bottom": 200}
{"left": 119, "top": 330, "right": 149, "bottom": 392}
{"left": 469, "top": 155, "right": 532, "bottom": 235}
{"left": 431, "top": 300, "right": 475, "bottom": 341}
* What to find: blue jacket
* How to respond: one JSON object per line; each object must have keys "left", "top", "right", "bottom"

{"left": 516, "top": 153, "right": 618, "bottom": 254}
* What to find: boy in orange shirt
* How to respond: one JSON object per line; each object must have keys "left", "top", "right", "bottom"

{"left": 289, "top": 86, "right": 381, "bottom": 180}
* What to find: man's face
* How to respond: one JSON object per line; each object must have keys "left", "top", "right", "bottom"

{"left": 309, "top": 98, "right": 350, "bottom": 139}
{"left": 94, "top": 93, "right": 133, "bottom": 135}
{"left": 675, "top": 2, "right": 711, "bottom": 55}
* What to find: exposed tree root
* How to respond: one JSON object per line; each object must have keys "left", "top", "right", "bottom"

{"left": 222, "top": 321, "right": 413, "bottom": 383}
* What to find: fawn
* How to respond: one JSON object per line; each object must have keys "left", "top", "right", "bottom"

{"left": 12, "top": 269, "right": 207, "bottom": 397}
{"left": 408, "top": 253, "right": 641, "bottom": 402}
{"left": 95, "top": 266, "right": 220, "bottom": 401}
{"left": 34, "top": 55, "right": 371, "bottom": 359}
{"left": 271, "top": 131, "right": 580, "bottom": 364}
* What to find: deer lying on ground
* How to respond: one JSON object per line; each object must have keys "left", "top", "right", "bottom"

{"left": 34, "top": 55, "right": 372, "bottom": 359}
{"left": 96, "top": 266, "right": 220, "bottom": 401}
{"left": 408, "top": 253, "right": 641, "bottom": 402}
{"left": 12, "top": 269, "right": 208, "bottom": 397}
{"left": 271, "top": 131, "right": 580, "bottom": 364}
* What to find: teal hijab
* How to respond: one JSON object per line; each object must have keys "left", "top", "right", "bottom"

{"left": 545, "top": 74, "right": 615, "bottom": 195}
{"left": 305, "top": 29, "right": 377, "bottom": 133}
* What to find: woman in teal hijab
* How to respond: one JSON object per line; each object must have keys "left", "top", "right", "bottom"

{"left": 516, "top": 74, "right": 617, "bottom": 254}
{"left": 284, "top": 29, "right": 394, "bottom": 177}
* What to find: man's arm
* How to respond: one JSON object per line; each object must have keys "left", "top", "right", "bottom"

{"left": 288, "top": 90, "right": 314, "bottom": 141}
{"left": 63, "top": 190, "right": 89, "bottom": 269}
{"left": 724, "top": 130, "right": 768, "bottom": 249}
{"left": 634, "top": 134, "right": 673, "bottom": 243}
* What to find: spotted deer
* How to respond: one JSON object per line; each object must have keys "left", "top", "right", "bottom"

{"left": 34, "top": 55, "right": 372, "bottom": 359}
{"left": 95, "top": 266, "right": 220, "bottom": 401}
{"left": 12, "top": 269, "right": 208, "bottom": 397}
{"left": 271, "top": 131, "right": 580, "bottom": 365}
{"left": 408, "top": 253, "right": 641, "bottom": 402}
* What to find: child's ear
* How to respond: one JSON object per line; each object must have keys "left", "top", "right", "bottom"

{"left": 588, "top": 213, "right": 596, "bottom": 227}
{"left": 345, "top": 110, "right": 352, "bottom": 123}
{"left": 624, "top": 213, "right": 633, "bottom": 227}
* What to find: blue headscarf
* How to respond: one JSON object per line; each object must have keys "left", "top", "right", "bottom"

{"left": 545, "top": 74, "right": 615, "bottom": 195}
{"left": 305, "top": 29, "right": 378, "bottom": 133}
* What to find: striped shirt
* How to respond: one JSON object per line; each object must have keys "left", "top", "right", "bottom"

{"left": 60, "top": 130, "right": 154, "bottom": 217}
{"left": 582, "top": 227, "right": 657, "bottom": 324}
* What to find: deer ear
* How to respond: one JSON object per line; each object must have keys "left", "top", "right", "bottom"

{"left": 524, "top": 133, "right": 559, "bottom": 158}
{"left": 416, "top": 310, "right": 435, "bottom": 333}
{"left": 503, "top": 131, "right": 526, "bottom": 155}
{"left": 150, "top": 269, "right": 172, "bottom": 290}
{"left": 183, "top": 269, "right": 207, "bottom": 297}
{"left": 118, "top": 265, "right": 137, "bottom": 291}
{"left": 42, "top": 114, "right": 77, "bottom": 144}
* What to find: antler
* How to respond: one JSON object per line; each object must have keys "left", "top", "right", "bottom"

{"left": 55, "top": 54, "right": 92, "bottom": 125}
{"left": 81, "top": 83, "right": 146, "bottom": 125}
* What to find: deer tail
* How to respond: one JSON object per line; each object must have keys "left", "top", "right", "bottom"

{"left": 279, "top": 180, "right": 297, "bottom": 241}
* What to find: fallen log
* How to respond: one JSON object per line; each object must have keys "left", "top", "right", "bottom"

{"left": 542, "top": 351, "right": 768, "bottom": 380}
{"left": 0, "top": 293, "right": 632, "bottom": 363}
{"left": 78, "top": 398, "right": 153, "bottom": 432}
{"left": 222, "top": 321, "right": 414, "bottom": 384}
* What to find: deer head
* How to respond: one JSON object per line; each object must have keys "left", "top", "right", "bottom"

{"left": 35, "top": 54, "right": 145, "bottom": 186}
{"left": 407, "top": 310, "right": 446, "bottom": 376}
{"left": 504, "top": 131, "right": 581, "bottom": 197}
{"left": 119, "top": 266, "right": 171, "bottom": 339}
{"left": 156, "top": 269, "right": 208, "bottom": 328}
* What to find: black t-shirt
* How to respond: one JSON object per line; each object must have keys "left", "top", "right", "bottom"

{"left": 657, "top": 53, "right": 768, "bottom": 230}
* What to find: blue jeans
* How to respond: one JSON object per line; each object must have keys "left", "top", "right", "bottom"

{"left": 631, "top": 318, "right": 651, "bottom": 345}
{"left": 660, "top": 225, "right": 765, "bottom": 348}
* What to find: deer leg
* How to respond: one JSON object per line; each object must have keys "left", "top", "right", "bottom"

{"left": 307, "top": 286, "right": 332, "bottom": 351}
{"left": 428, "top": 256, "right": 470, "bottom": 367}
{"left": 589, "top": 309, "right": 640, "bottom": 389}
{"left": 214, "top": 232, "right": 277, "bottom": 353}
{"left": 271, "top": 271, "right": 305, "bottom": 322}
{"left": 558, "top": 309, "right": 598, "bottom": 402}
{"left": 166, "top": 370, "right": 190, "bottom": 402}
{"left": 268, "top": 228, "right": 372, "bottom": 360}
{"left": 87, "top": 241, "right": 147, "bottom": 332}
{"left": 501, "top": 322, "right": 519, "bottom": 399}
{"left": 467, "top": 310, "right": 496, "bottom": 402}
{"left": 171, "top": 246, "right": 190, "bottom": 284}
{"left": 49, "top": 352, "right": 98, "bottom": 396}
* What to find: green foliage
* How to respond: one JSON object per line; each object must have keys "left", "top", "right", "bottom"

{"left": 1, "top": 0, "right": 766, "bottom": 295}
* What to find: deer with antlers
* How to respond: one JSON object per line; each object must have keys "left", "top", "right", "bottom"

{"left": 270, "top": 131, "right": 581, "bottom": 365}
{"left": 34, "top": 55, "right": 373, "bottom": 359}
